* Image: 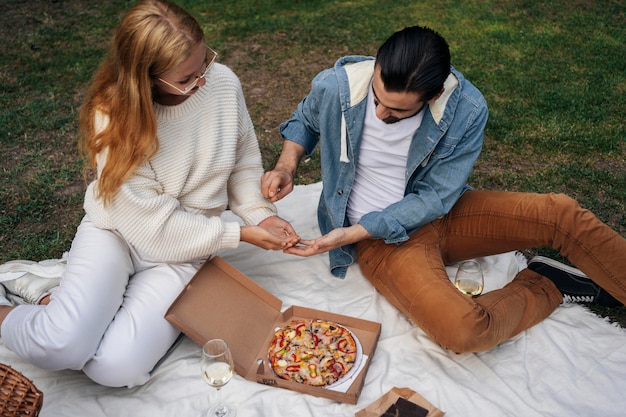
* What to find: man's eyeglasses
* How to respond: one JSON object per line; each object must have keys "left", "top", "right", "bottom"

{"left": 158, "top": 46, "right": 218, "bottom": 95}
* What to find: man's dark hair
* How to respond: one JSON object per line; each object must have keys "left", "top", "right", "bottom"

{"left": 376, "top": 26, "right": 451, "bottom": 101}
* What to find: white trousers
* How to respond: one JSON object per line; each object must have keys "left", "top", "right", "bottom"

{"left": 1, "top": 216, "right": 202, "bottom": 387}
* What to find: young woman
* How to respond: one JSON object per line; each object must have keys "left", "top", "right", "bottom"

{"left": 0, "top": 0, "right": 297, "bottom": 387}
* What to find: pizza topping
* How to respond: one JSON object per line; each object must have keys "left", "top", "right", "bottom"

{"left": 337, "top": 338, "right": 354, "bottom": 353}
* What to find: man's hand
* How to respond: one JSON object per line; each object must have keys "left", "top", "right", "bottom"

{"left": 284, "top": 224, "right": 372, "bottom": 257}
{"left": 261, "top": 140, "right": 306, "bottom": 202}
{"left": 261, "top": 170, "right": 294, "bottom": 203}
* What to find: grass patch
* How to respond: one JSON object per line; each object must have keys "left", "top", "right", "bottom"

{"left": 1, "top": 0, "right": 624, "bottom": 324}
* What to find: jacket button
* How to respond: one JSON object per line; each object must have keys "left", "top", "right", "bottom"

{"left": 337, "top": 189, "right": 343, "bottom": 195}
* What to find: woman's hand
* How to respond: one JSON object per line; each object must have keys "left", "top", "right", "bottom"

{"left": 258, "top": 215, "right": 300, "bottom": 248}
{"left": 240, "top": 216, "right": 300, "bottom": 250}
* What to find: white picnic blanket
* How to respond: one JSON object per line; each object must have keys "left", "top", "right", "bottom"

{"left": 2, "top": 182, "right": 625, "bottom": 416}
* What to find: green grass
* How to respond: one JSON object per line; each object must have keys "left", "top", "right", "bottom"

{"left": 1, "top": 0, "right": 624, "bottom": 323}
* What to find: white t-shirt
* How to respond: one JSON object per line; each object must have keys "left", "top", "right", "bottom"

{"left": 347, "top": 84, "right": 424, "bottom": 226}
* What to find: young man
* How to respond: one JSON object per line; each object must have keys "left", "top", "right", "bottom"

{"left": 261, "top": 26, "right": 625, "bottom": 353}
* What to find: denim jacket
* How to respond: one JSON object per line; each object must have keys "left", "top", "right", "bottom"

{"left": 280, "top": 56, "right": 488, "bottom": 278}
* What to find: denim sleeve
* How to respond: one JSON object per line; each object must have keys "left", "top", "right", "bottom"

{"left": 359, "top": 98, "right": 488, "bottom": 243}
{"left": 279, "top": 68, "right": 336, "bottom": 155}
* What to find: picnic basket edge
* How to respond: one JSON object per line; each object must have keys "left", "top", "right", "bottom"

{"left": 0, "top": 363, "right": 43, "bottom": 416}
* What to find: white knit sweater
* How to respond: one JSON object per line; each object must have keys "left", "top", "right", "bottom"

{"left": 83, "top": 63, "right": 277, "bottom": 263}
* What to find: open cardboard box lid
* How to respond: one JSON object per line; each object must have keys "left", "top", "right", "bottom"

{"left": 165, "top": 256, "right": 381, "bottom": 404}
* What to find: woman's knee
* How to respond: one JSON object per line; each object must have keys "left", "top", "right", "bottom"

{"left": 28, "top": 326, "right": 98, "bottom": 371}
{"left": 82, "top": 352, "right": 152, "bottom": 388}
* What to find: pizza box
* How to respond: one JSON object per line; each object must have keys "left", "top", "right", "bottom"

{"left": 165, "top": 256, "right": 381, "bottom": 404}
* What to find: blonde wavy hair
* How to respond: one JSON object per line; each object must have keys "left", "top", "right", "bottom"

{"left": 79, "top": 0, "right": 205, "bottom": 205}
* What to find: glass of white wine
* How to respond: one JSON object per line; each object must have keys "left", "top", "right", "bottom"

{"left": 454, "top": 260, "right": 484, "bottom": 297}
{"left": 201, "top": 339, "right": 236, "bottom": 417}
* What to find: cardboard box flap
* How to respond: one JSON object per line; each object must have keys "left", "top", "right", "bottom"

{"left": 166, "top": 256, "right": 381, "bottom": 404}
{"left": 165, "top": 257, "right": 282, "bottom": 375}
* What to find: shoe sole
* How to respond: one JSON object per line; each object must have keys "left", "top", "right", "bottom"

{"left": 528, "top": 256, "right": 587, "bottom": 278}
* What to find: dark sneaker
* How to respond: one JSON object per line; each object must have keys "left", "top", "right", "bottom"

{"left": 527, "top": 256, "right": 622, "bottom": 306}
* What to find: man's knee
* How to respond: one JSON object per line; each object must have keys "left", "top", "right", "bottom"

{"left": 433, "top": 327, "right": 492, "bottom": 353}
{"left": 417, "top": 310, "right": 499, "bottom": 354}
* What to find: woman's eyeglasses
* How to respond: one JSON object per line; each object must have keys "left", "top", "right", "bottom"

{"left": 158, "top": 46, "right": 218, "bottom": 95}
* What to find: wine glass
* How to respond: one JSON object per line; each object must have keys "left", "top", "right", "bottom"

{"left": 454, "top": 260, "right": 484, "bottom": 297}
{"left": 201, "top": 339, "right": 236, "bottom": 417}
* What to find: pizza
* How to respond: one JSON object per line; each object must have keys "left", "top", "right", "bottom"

{"left": 268, "top": 319, "right": 358, "bottom": 386}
